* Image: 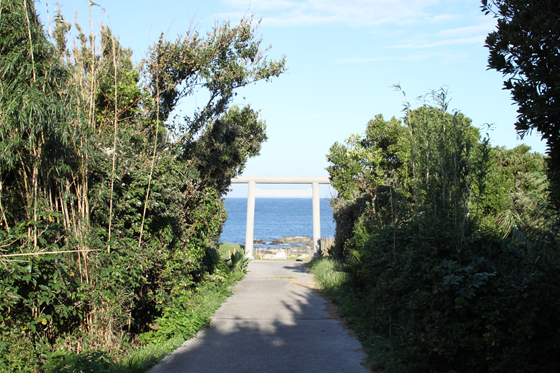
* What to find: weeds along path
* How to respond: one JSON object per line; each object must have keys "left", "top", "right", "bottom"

{"left": 148, "top": 260, "right": 369, "bottom": 373}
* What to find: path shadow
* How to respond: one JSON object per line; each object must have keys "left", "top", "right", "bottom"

{"left": 148, "top": 263, "right": 368, "bottom": 373}
{"left": 281, "top": 264, "right": 309, "bottom": 274}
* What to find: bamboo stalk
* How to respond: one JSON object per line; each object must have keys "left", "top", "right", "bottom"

{"left": 18, "top": 153, "right": 30, "bottom": 221}
{"left": 23, "top": 0, "right": 36, "bottom": 82}
{"left": 77, "top": 250, "right": 83, "bottom": 283}
{"left": 44, "top": 0, "right": 52, "bottom": 39}
{"left": 60, "top": 189, "right": 70, "bottom": 230}
{"left": 0, "top": 181, "right": 9, "bottom": 232}
{"left": 407, "top": 101, "right": 419, "bottom": 225}
{"left": 81, "top": 3, "right": 93, "bottom": 239}
{"left": 54, "top": 190, "right": 60, "bottom": 224}
{"left": 107, "top": 26, "right": 119, "bottom": 254}
{"left": 83, "top": 140, "right": 90, "bottom": 227}
{"left": 88, "top": 1, "right": 96, "bottom": 130}
{"left": 32, "top": 147, "right": 39, "bottom": 249}
{"left": 81, "top": 249, "right": 89, "bottom": 284}
{"left": 139, "top": 51, "right": 161, "bottom": 246}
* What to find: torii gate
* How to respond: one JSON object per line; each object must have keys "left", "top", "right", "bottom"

{"left": 230, "top": 176, "right": 331, "bottom": 259}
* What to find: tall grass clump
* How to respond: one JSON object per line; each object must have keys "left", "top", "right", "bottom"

{"left": 308, "top": 256, "right": 403, "bottom": 372}
{"left": 0, "top": 1, "right": 284, "bottom": 371}
{"left": 325, "top": 88, "right": 560, "bottom": 372}
{"left": 308, "top": 257, "right": 347, "bottom": 294}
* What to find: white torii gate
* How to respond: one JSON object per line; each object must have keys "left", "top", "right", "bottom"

{"left": 230, "top": 176, "right": 331, "bottom": 259}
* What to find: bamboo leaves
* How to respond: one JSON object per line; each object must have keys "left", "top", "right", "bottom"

{"left": 1, "top": 2, "right": 284, "bottom": 368}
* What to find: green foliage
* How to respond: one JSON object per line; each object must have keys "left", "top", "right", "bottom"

{"left": 186, "top": 105, "right": 268, "bottom": 195}
{"left": 326, "top": 89, "right": 560, "bottom": 372}
{"left": 127, "top": 267, "right": 245, "bottom": 371}
{"left": 0, "top": 1, "right": 283, "bottom": 371}
{"left": 118, "top": 336, "right": 184, "bottom": 373}
{"left": 327, "top": 90, "right": 486, "bottom": 258}
{"left": 45, "top": 350, "right": 126, "bottom": 373}
{"left": 481, "top": 0, "right": 560, "bottom": 211}
{"left": 327, "top": 114, "right": 405, "bottom": 200}
{"left": 218, "top": 242, "right": 243, "bottom": 259}
{"left": 308, "top": 257, "right": 402, "bottom": 372}
{"left": 227, "top": 249, "right": 252, "bottom": 271}
{"left": 137, "top": 307, "right": 211, "bottom": 345}
{"left": 479, "top": 144, "right": 551, "bottom": 239}
{"left": 0, "top": 329, "right": 44, "bottom": 372}
{"left": 307, "top": 257, "right": 348, "bottom": 294}
{"left": 359, "top": 222, "right": 560, "bottom": 372}
{"left": 326, "top": 114, "right": 408, "bottom": 258}
{"left": 143, "top": 17, "right": 285, "bottom": 140}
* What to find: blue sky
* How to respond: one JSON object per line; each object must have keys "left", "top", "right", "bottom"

{"left": 36, "top": 0, "right": 547, "bottom": 198}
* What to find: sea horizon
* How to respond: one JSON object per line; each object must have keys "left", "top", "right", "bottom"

{"left": 220, "top": 197, "right": 336, "bottom": 247}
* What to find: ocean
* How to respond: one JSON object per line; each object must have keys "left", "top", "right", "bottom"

{"left": 220, "top": 198, "right": 336, "bottom": 247}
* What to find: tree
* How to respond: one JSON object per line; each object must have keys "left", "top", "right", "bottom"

{"left": 186, "top": 105, "right": 268, "bottom": 195}
{"left": 481, "top": 0, "right": 560, "bottom": 209}
{"left": 0, "top": 1, "right": 286, "bottom": 367}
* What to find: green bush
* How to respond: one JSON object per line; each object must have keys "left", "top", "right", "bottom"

{"left": 326, "top": 90, "right": 560, "bottom": 372}
{"left": 307, "top": 257, "right": 348, "bottom": 293}
{"left": 358, "top": 220, "right": 560, "bottom": 372}
{"left": 0, "top": 1, "right": 284, "bottom": 371}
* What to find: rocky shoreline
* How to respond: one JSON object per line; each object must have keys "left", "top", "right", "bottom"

{"left": 250, "top": 236, "right": 315, "bottom": 260}
{"left": 223, "top": 236, "right": 332, "bottom": 260}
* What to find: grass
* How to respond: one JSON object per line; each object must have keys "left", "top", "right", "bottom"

{"left": 307, "top": 256, "right": 348, "bottom": 292}
{"left": 115, "top": 268, "right": 246, "bottom": 372}
{"left": 39, "top": 266, "right": 249, "bottom": 373}
{"left": 38, "top": 261, "right": 247, "bottom": 373}
{"left": 118, "top": 337, "right": 185, "bottom": 373}
{"left": 218, "top": 242, "right": 243, "bottom": 259}
{"left": 308, "top": 257, "right": 402, "bottom": 372}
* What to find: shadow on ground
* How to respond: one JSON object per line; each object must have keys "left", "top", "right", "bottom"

{"left": 148, "top": 261, "right": 368, "bottom": 373}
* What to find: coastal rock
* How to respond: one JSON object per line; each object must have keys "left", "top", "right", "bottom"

{"left": 270, "top": 236, "right": 313, "bottom": 245}
{"left": 255, "top": 244, "right": 314, "bottom": 260}
{"left": 253, "top": 239, "right": 265, "bottom": 244}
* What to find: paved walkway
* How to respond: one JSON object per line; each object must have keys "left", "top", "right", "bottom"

{"left": 148, "top": 260, "right": 369, "bottom": 373}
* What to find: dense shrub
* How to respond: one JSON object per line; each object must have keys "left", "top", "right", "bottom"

{"left": 359, "top": 221, "right": 560, "bottom": 372}
{"left": 326, "top": 90, "right": 560, "bottom": 372}
{"left": 0, "top": 1, "right": 284, "bottom": 370}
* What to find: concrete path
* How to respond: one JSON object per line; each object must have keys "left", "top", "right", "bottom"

{"left": 148, "top": 260, "right": 369, "bottom": 373}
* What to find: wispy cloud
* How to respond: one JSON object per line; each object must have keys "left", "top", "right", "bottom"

{"left": 387, "top": 36, "right": 484, "bottom": 49}
{"left": 221, "top": 0, "right": 491, "bottom": 65}
{"left": 334, "top": 52, "right": 447, "bottom": 64}
{"left": 334, "top": 56, "right": 392, "bottom": 64}
{"left": 436, "top": 18, "right": 496, "bottom": 38}
{"left": 426, "top": 13, "right": 463, "bottom": 23}
{"left": 224, "top": 0, "right": 298, "bottom": 11}
{"left": 382, "top": 16, "right": 495, "bottom": 49}
{"left": 220, "top": 0, "right": 448, "bottom": 27}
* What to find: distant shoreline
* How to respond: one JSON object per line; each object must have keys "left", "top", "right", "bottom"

{"left": 220, "top": 198, "right": 336, "bottom": 247}
{"left": 223, "top": 197, "right": 333, "bottom": 199}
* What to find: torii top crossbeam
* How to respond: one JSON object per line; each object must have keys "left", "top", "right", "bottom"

{"left": 231, "top": 176, "right": 330, "bottom": 184}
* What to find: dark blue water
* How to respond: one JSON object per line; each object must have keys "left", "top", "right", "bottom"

{"left": 220, "top": 198, "right": 335, "bottom": 246}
